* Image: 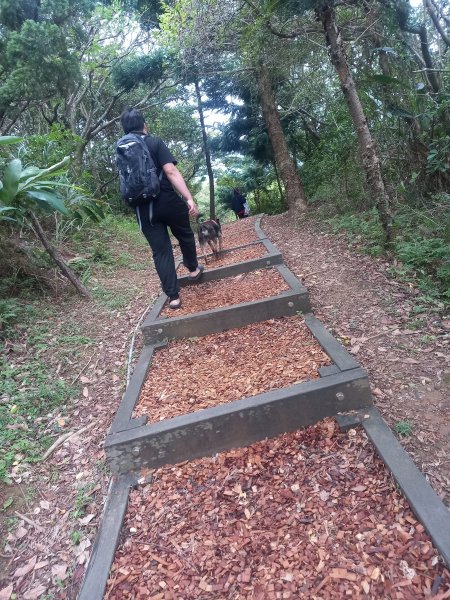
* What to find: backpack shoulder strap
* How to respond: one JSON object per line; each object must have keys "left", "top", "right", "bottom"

{"left": 143, "top": 135, "right": 164, "bottom": 180}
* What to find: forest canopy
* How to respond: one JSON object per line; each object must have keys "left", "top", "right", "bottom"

{"left": 0, "top": 0, "right": 449, "bottom": 303}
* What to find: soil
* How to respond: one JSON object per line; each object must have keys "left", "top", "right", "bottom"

{"left": 2, "top": 212, "right": 449, "bottom": 600}
{"left": 262, "top": 214, "right": 450, "bottom": 506}
{"left": 176, "top": 215, "right": 262, "bottom": 265}
{"left": 0, "top": 234, "right": 161, "bottom": 600}
{"left": 159, "top": 268, "right": 289, "bottom": 317}
{"left": 105, "top": 419, "right": 450, "bottom": 599}
{"left": 221, "top": 230, "right": 259, "bottom": 250}
{"left": 135, "top": 316, "right": 331, "bottom": 422}
{"left": 177, "top": 243, "right": 268, "bottom": 273}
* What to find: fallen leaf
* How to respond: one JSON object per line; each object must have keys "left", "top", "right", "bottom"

{"left": 79, "top": 514, "right": 95, "bottom": 526}
{"left": 51, "top": 564, "right": 68, "bottom": 581}
{"left": 15, "top": 526, "right": 27, "bottom": 539}
{"left": 0, "top": 585, "right": 13, "bottom": 600}
{"left": 13, "top": 555, "right": 37, "bottom": 578}
{"left": 23, "top": 585, "right": 47, "bottom": 599}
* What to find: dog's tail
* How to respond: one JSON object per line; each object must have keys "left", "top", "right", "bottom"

{"left": 196, "top": 213, "right": 205, "bottom": 223}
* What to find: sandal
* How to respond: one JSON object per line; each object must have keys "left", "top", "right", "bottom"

{"left": 188, "top": 264, "right": 204, "bottom": 282}
{"left": 168, "top": 297, "right": 182, "bottom": 309}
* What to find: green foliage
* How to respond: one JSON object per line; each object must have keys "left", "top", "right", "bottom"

{"left": 71, "top": 483, "right": 95, "bottom": 518}
{"left": 0, "top": 135, "right": 105, "bottom": 225}
{"left": 70, "top": 530, "right": 82, "bottom": 545}
{"left": 26, "top": 126, "right": 82, "bottom": 168}
{"left": 325, "top": 194, "right": 450, "bottom": 303}
{"left": 395, "top": 238, "right": 450, "bottom": 294}
{"left": 326, "top": 209, "right": 384, "bottom": 256}
{"left": 427, "top": 137, "right": 450, "bottom": 176}
{"left": 0, "top": 299, "right": 36, "bottom": 339}
{"left": 0, "top": 21, "right": 80, "bottom": 111}
{"left": 0, "top": 356, "right": 76, "bottom": 482}
{"left": 112, "top": 50, "right": 166, "bottom": 91}
{"left": 394, "top": 420, "right": 413, "bottom": 437}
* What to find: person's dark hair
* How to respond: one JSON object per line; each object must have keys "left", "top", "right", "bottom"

{"left": 120, "top": 108, "right": 145, "bottom": 134}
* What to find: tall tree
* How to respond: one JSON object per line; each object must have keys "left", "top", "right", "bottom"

{"left": 0, "top": 0, "right": 96, "bottom": 133}
{"left": 316, "top": 4, "right": 393, "bottom": 242}
{"left": 256, "top": 63, "right": 307, "bottom": 214}
{"left": 194, "top": 79, "right": 216, "bottom": 219}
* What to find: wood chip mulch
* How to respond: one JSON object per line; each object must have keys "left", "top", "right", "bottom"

{"left": 221, "top": 229, "right": 259, "bottom": 250}
{"left": 135, "top": 316, "right": 331, "bottom": 422}
{"left": 221, "top": 215, "right": 259, "bottom": 233}
{"left": 177, "top": 243, "right": 268, "bottom": 274}
{"left": 176, "top": 216, "right": 261, "bottom": 263}
{"left": 105, "top": 420, "right": 450, "bottom": 599}
{"left": 160, "top": 268, "right": 289, "bottom": 317}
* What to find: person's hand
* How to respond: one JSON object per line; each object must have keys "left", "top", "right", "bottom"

{"left": 187, "top": 198, "right": 199, "bottom": 217}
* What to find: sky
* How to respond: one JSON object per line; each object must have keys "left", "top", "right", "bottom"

{"left": 410, "top": 0, "right": 421, "bottom": 5}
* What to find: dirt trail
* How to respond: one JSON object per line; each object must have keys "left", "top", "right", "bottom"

{"left": 1, "top": 213, "right": 449, "bottom": 599}
{"left": 262, "top": 213, "right": 450, "bottom": 506}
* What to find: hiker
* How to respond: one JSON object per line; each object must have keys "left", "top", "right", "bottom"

{"left": 118, "top": 108, "right": 203, "bottom": 309}
{"left": 231, "top": 188, "right": 249, "bottom": 219}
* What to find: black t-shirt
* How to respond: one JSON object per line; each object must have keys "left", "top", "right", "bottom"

{"left": 232, "top": 192, "right": 246, "bottom": 213}
{"left": 131, "top": 132, "right": 179, "bottom": 200}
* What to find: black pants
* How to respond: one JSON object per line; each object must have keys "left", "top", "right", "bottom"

{"left": 136, "top": 196, "right": 198, "bottom": 298}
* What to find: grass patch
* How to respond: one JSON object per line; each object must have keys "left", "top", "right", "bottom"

{"left": 324, "top": 199, "right": 450, "bottom": 308}
{"left": 0, "top": 357, "right": 77, "bottom": 483}
{"left": 0, "top": 300, "right": 38, "bottom": 343}
{"left": 394, "top": 420, "right": 413, "bottom": 438}
{"left": 91, "top": 284, "right": 134, "bottom": 310}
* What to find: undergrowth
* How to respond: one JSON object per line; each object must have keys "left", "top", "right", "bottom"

{"left": 0, "top": 214, "right": 147, "bottom": 482}
{"left": 0, "top": 357, "right": 77, "bottom": 482}
{"left": 324, "top": 195, "right": 450, "bottom": 307}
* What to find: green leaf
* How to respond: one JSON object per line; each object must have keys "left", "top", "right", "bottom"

{"left": 26, "top": 191, "right": 69, "bottom": 215}
{"left": 2, "top": 497, "right": 14, "bottom": 510}
{"left": 0, "top": 136, "right": 22, "bottom": 146}
{"left": 19, "top": 157, "right": 70, "bottom": 190}
{"left": 368, "top": 74, "right": 407, "bottom": 88}
{"left": 0, "top": 159, "right": 22, "bottom": 202}
{"left": 0, "top": 206, "right": 18, "bottom": 222}
{"left": 387, "top": 106, "right": 416, "bottom": 120}
{"left": 20, "top": 166, "right": 42, "bottom": 178}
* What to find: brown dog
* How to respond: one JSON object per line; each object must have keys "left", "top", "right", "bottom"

{"left": 197, "top": 217, "right": 223, "bottom": 264}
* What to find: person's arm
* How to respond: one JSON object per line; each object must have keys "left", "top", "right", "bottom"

{"left": 162, "top": 162, "right": 199, "bottom": 217}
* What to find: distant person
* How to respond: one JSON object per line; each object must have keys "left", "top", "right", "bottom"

{"left": 118, "top": 108, "right": 203, "bottom": 309}
{"left": 231, "top": 188, "right": 250, "bottom": 219}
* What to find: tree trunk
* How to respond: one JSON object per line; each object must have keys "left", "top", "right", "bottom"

{"left": 425, "top": 0, "right": 450, "bottom": 48}
{"left": 257, "top": 64, "right": 307, "bottom": 215}
{"left": 29, "top": 212, "right": 92, "bottom": 299}
{"left": 194, "top": 79, "right": 215, "bottom": 220}
{"left": 318, "top": 6, "right": 393, "bottom": 244}
{"left": 272, "top": 159, "right": 287, "bottom": 209}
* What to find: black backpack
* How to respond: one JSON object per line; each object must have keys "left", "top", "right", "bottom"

{"left": 116, "top": 133, "right": 161, "bottom": 207}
